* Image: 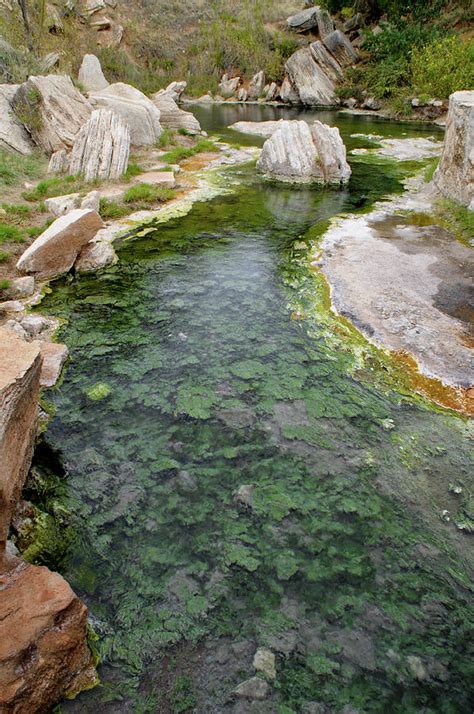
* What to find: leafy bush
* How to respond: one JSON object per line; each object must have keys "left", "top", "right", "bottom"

{"left": 411, "top": 36, "right": 474, "bottom": 97}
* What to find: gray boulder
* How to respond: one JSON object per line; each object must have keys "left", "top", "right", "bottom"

{"left": 78, "top": 54, "right": 109, "bottom": 92}
{"left": 248, "top": 70, "right": 266, "bottom": 99}
{"left": 323, "top": 30, "right": 358, "bottom": 67}
{"left": 287, "top": 6, "right": 334, "bottom": 37}
{"left": 265, "top": 82, "right": 279, "bottom": 101}
{"left": 165, "top": 81, "right": 187, "bottom": 102}
{"left": 434, "top": 90, "right": 473, "bottom": 208}
{"left": 233, "top": 677, "right": 269, "bottom": 700}
{"left": 69, "top": 108, "right": 130, "bottom": 180}
{"left": 310, "top": 40, "right": 344, "bottom": 82}
{"left": 280, "top": 75, "right": 300, "bottom": 104}
{"left": 12, "top": 75, "right": 92, "bottom": 155}
{"left": 218, "top": 75, "right": 240, "bottom": 98}
{"left": 0, "top": 84, "right": 34, "bottom": 154}
{"left": 286, "top": 47, "right": 337, "bottom": 106}
{"left": 257, "top": 119, "right": 351, "bottom": 184}
{"left": 90, "top": 82, "right": 162, "bottom": 146}
{"left": 48, "top": 149, "right": 70, "bottom": 174}
{"left": 152, "top": 91, "right": 201, "bottom": 134}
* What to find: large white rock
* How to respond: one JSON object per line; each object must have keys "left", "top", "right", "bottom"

{"left": 12, "top": 75, "right": 92, "bottom": 155}
{"left": 280, "top": 75, "right": 300, "bottom": 104}
{"left": 0, "top": 85, "right": 34, "bottom": 155}
{"left": 286, "top": 47, "right": 337, "bottom": 106}
{"left": 78, "top": 54, "right": 109, "bottom": 92}
{"left": 69, "top": 108, "right": 130, "bottom": 180}
{"left": 17, "top": 209, "right": 104, "bottom": 279}
{"left": 248, "top": 71, "right": 266, "bottom": 99}
{"left": 257, "top": 119, "right": 351, "bottom": 184}
{"left": 165, "top": 81, "right": 187, "bottom": 102}
{"left": 151, "top": 91, "right": 201, "bottom": 134}
{"left": 218, "top": 75, "right": 240, "bottom": 98}
{"left": 434, "top": 90, "right": 474, "bottom": 208}
{"left": 90, "top": 82, "right": 162, "bottom": 146}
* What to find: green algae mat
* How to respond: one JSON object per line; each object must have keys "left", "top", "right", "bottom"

{"left": 31, "top": 108, "right": 473, "bottom": 713}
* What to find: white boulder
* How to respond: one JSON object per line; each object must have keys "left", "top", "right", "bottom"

{"left": 12, "top": 75, "right": 92, "bottom": 155}
{"left": 434, "top": 90, "right": 474, "bottom": 208}
{"left": 78, "top": 54, "right": 109, "bottom": 92}
{"left": 90, "top": 83, "right": 162, "bottom": 146}
{"left": 257, "top": 119, "right": 351, "bottom": 184}
{"left": 0, "top": 85, "right": 34, "bottom": 155}
{"left": 248, "top": 71, "right": 266, "bottom": 99}
{"left": 69, "top": 108, "right": 130, "bottom": 180}
{"left": 151, "top": 91, "right": 201, "bottom": 134}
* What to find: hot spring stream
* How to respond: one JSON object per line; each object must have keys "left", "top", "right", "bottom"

{"left": 33, "top": 105, "right": 473, "bottom": 713}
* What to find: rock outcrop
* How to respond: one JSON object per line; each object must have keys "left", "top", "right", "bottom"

{"left": 434, "top": 90, "right": 474, "bottom": 208}
{"left": 286, "top": 47, "right": 337, "bottom": 106}
{"left": 322, "top": 30, "right": 358, "bottom": 67}
{"left": 257, "top": 119, "right": 351, "bottom": 184}
{"left": 69, "top": 108, "right": 130, "bottom": 180}
{"left": 152, "top": 91, "right": 201, "bottom": 134}
{"left": 310, "top": 40, "right": 344, "bottom": 82}
{"left": 0, "top": 560, "right": 97, "bottom": 711}
{"left": 287, "top": 6, "right": 335, "bottom": 37}
{"left": 48, "top": 148, "right": 70, "bottom": 174}
{"left": 248, "top": 70, "right": 266, "bottom": 99}
{"left": 12, "top": 75, "right": 92, "bottom": 155}
{"left": 17, "top": 209, "right": 104, "bottom": 279}
{"left": 165, "top": 80, "right": 187, "bottom": 102}
{"left": 78, "top": 53, "right": 109, "bottom": 92}
{"left": 218, "top": 75, "right": 240, "bottom": 98}
{"left": 0, "top": 85, "right": 35, "bottom": 154}
{"left": 0, "top": 326, "right": 42, "bottom": 559}
{"left": 90, "top": 82, "right": 162, "bottom": 145}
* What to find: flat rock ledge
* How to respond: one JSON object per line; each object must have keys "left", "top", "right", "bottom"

{"left": 318, "top": 181, "right": 473, "bottom": 396}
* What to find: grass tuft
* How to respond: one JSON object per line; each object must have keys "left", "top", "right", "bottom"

{"left": 0, "top": 223, "right": 25, "bottom": 244}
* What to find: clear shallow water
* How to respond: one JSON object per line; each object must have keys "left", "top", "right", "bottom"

{"left": 34, "top": 107, "right": 473, "bottom": 713}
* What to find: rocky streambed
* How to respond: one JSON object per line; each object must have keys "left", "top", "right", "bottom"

{"left": 15, "top": 104, "right": 472, "bottom": 713}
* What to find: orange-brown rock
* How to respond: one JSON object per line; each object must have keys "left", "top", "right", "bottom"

{"left": 0, "top": 560, "right": 97, "bottom": 712}
{"left": 0, "top": 327, "right": 42, "bottom": 560}
{"left": 16, "top": 209, "right": 104, "bottom": 280}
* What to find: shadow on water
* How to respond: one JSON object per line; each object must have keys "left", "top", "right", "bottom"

{"left": 32, "top": 106, "right": 472, "bottom": 713}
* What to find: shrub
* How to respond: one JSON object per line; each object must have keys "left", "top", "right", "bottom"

{"left": 411, "top": 36, "right": 474, "bottom": 98}
{"left": 0, "top": 278, "right": 12, "bottom": 291}
{"left": 0, "top": 250, "right": 9, "bottom": 263}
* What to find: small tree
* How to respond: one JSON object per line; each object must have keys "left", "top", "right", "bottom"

{"left": 16, "top": 0, "right": 33, "bottom": 51}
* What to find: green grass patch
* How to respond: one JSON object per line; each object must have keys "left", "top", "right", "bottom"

{"left": 123, "top": 162, "right": 143, "bottom": 181}
{"left": 123, "top": 183, "right": 175, "bottom": 206}
{"left": 0, "top": 250, "right": 10, "bottom": 262}
{"left": 0, "top": 223, "right": 25, "bottom": 244}
{"left": 0, "top": 278, "right": 11, "bottom": 290}
{"left": 99, "top": 198, "right": 131, "bottom": 220}
{"left": 424, "top": 157, "right": 439, "bottom": 182}
{"left": 1, "top": 202, "right": 32, "bottom": 217}
{"left": 161, "top": 139, "right": 217, "bottom": 164}
{"left": 0, "top": 149, "right": 44, "bottom": 190}
{"left": 22, "top": 175, "right": 87, "bottom": 202}
{"left": 436, "top": 198, "right": 474, "bottom": 246}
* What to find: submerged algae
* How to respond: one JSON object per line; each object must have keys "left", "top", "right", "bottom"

{"left": 32, "top": 111, "right": 473, "bottom": 713}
